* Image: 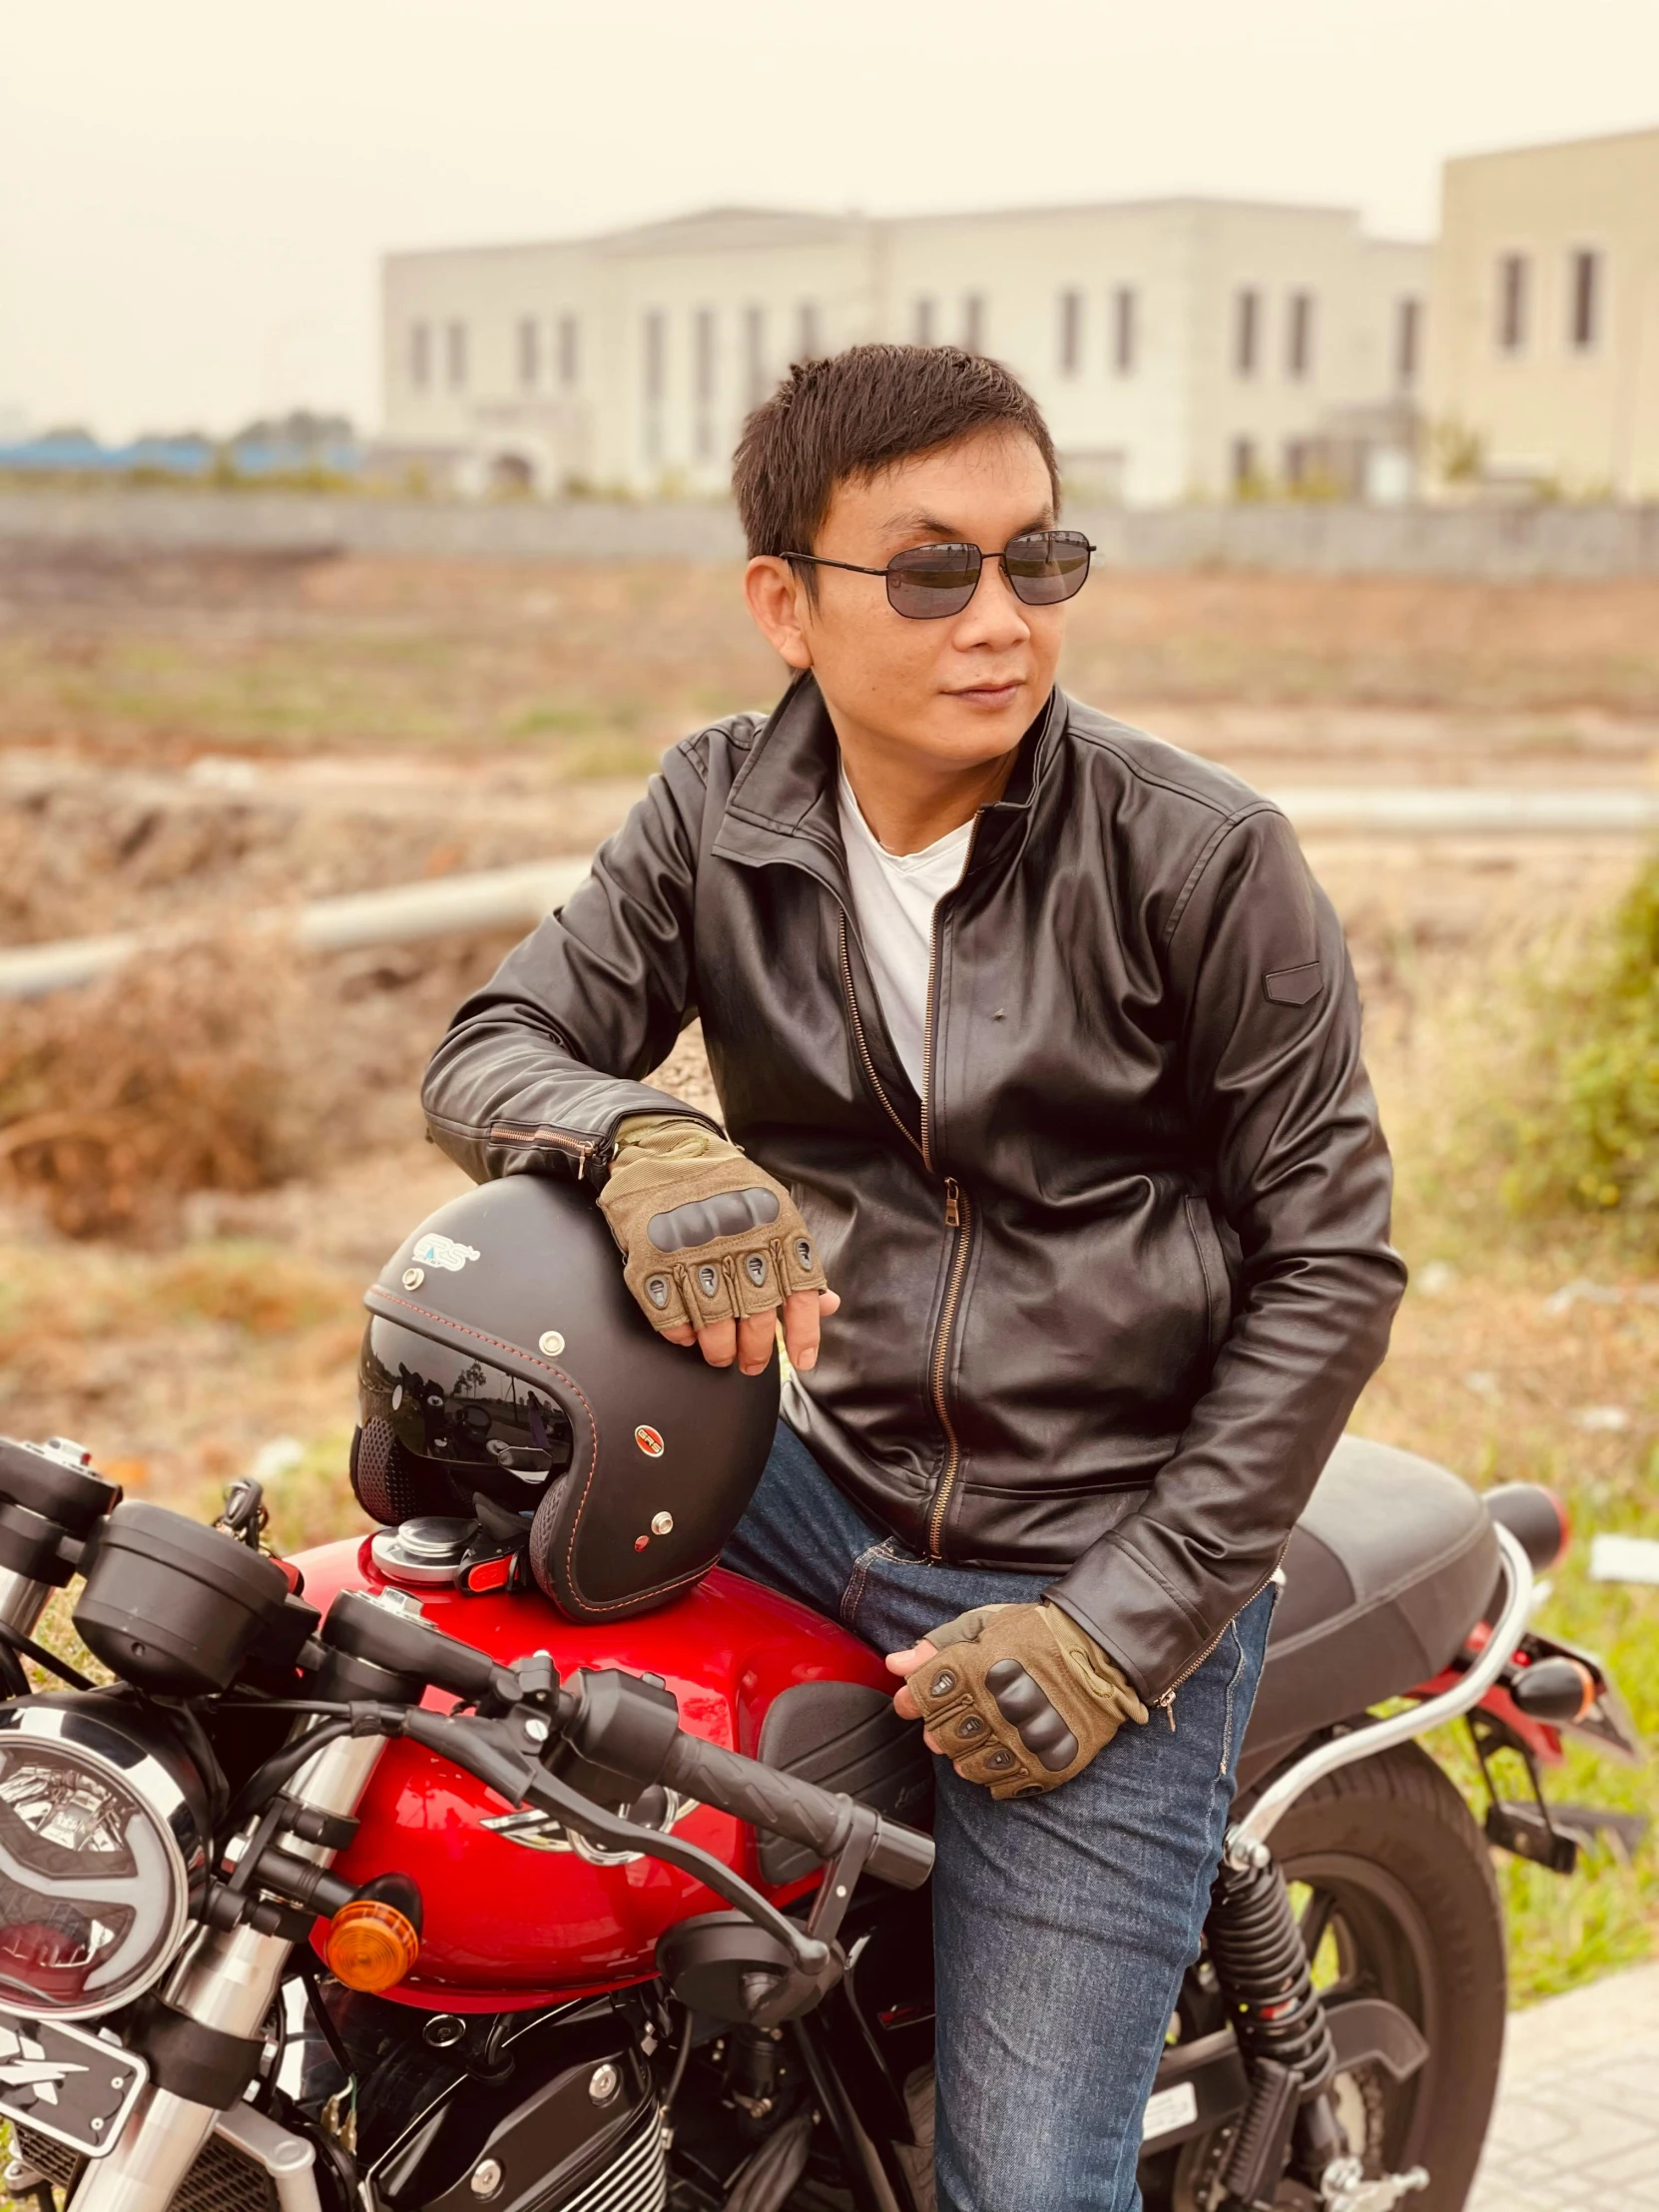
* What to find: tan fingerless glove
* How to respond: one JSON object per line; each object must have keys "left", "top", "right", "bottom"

{"left": 908, "top": 1601, "right": 1148, "bottom": 1800}
{"left": 599, "top": 1115, "right": 830, "bottom": 1334}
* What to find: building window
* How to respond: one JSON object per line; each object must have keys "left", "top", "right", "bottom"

{"left": 694, "top": 306, "right": 717, "bottom": 460}
{"left": 1111, "top": 287, "right": 1137, "bottom": 375}
{"left": 1234, "top": 289, "right": 1260, "bottom": 377}
{"left": 1569, "top": 250, "right": 1601, "bottom": 350}
{"left": 797, "top": 300, "right": 821, "bottom": 359}
{"left": 557, "top": 313, "right": 580, "bottom": 389}
{"left": 1231, "top": 436, "right": 1259, "bottom": 495}
{"left": 1395, "top": 296, "right": 1421, "bottom": 387}
{"left": 517, "top": 316, "right": 540, "bottom": 390}
{"left": 1059, "top": 289, "right": 1083, "bottom": 375}
{"left": 445, "top": 320, "right": 468, "bottom": 390}
{"left": 1284, "top": 438, "right": 1311, "bottom": 488}
{"left": 912, "top": 296, "right": 935, "bottom": 346}
{"left": 745, "top": 305, "right": 768, "bottom": 406}
{"left": 409, "top": 322, "right": 430, "bottom": 391}
{"left": 643, "top": 309, "right": 666, "bottom": 465}
{"left": 962, "top": 293, "right": 985, "bottom": 353}
{"left": 1287, "top": 291, "right": 1316, "bottom": 380}
{"left": 643, "top": 309, "right": 667, "bottom": 404}
{"left": 1497, "top": 254, "right": 1529, "bottom": 352}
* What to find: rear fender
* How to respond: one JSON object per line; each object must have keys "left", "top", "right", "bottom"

{"left": 1411, "top": 1622, "right": 1642, "bottom": 1768}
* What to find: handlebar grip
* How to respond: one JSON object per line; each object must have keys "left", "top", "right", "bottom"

{"left": 661, "top": 1732, "right": 933, "bottom": 1891}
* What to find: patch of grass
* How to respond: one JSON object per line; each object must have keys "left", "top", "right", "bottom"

{"left": 1502, "top": 850, "right": 1659, "bottom": 1239}
{"left": 150, "top": 1244, "right": 344, "bottom": 1335}
{"left": 257, "top": 1424, "right": 367, "bottom": 1554}
{"left": 1421, "top": 1510, "right": 1659, "bottom": 2004}
{"left": 0, "top": 935, "right": 324, "bottom": 1236}
{"left": 505, "top": 700, "right": 595, "bottom": 738}
{"left": 557, "top": 733, "right": 668, "bottom": 780}
{"left": 1361, "top": 851, "right": 1659, "bottom": 2001}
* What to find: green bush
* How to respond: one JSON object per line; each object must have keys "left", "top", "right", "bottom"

{"left": 1504, "top": 850, "right": 1659, "bottom": 1231}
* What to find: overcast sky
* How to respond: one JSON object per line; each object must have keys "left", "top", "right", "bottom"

{"left": 2, "top": 0, "right": 1655, "bottom": 441}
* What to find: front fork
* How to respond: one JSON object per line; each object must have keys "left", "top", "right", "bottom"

{"left": 68, "top": 1731, "right": 387, "bottom": 2212}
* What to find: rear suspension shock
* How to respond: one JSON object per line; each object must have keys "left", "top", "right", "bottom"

{"left": 1204, "top": 1831, "right": 1342, "bottom": 2207}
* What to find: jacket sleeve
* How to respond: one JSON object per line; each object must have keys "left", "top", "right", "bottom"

{"left": 1047, "top": 806, "right": 1407, "bottom": 1706}
{"left": 421, "top": 741, "right": 721, "bottom": 1187}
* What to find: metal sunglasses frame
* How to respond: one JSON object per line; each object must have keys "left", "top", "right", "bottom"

{"left": 782, "top": 528, "right": 1097, "bottom": 618}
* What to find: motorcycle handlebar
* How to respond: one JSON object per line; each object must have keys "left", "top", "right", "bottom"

{"left": 659, "top": 1730, "right": 933, "bottom": 1892}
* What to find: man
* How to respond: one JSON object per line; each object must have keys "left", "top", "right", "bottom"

{"left": 423, "top": 343, "right": 1404, "bottom": 2210}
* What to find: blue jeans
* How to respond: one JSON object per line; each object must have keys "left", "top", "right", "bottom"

{"left": 723, "top": 1420, "right": 1275, "bottom": 2212}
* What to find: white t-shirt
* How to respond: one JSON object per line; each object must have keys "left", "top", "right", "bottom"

{"left": 836, "top": 761, "right": 972, "bottom": 1093}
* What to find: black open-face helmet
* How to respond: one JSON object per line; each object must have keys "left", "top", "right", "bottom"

{"left": 352, "top": 1173, "right": 780, "bottom": 1621}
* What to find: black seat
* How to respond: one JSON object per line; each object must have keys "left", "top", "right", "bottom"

{"left": 1238, "top": 1434, "right": 1499, "bottom": 1789}
{"left": 755, "top": 1435, "right": 1499, "bottom": 1833}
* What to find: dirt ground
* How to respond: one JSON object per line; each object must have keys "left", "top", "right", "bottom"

{"left": 1, "top": 547, "right": 1656, "bottom": 1998}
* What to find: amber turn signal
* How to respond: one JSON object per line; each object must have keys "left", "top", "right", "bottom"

{"left": 324, "top": 1899, "right": 420, "bottom": 1992}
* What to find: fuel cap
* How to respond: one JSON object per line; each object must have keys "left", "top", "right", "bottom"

{"left": 370, "top": 1516, "right": 474, "bottom": 1588}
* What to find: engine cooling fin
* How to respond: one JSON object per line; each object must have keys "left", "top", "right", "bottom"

{"left": 561, "top": 2101, "right": 668, "bottom": 2211}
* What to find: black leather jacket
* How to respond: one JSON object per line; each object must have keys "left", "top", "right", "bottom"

{"left": 423, "top": 675, "right": 1405, "bottom": 1706}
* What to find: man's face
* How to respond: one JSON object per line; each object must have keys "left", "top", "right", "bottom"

{"left": 749, "top": 427, "right": 1069, "bottom": 774}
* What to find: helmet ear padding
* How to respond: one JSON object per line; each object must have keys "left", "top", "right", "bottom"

{"left": 349, "top": 1418, "right": 460, "bottom": 1527}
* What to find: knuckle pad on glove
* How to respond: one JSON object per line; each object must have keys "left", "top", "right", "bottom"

{"left": 601, "top": 1137, "right": 827, "bottom": 1336}
{"left": 909, "top": 1602, "right": 1140, "bottom": 1798}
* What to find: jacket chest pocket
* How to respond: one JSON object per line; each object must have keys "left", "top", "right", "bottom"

{"left": 1184, "top": 1196, "right": 1234, "bottom": 1355}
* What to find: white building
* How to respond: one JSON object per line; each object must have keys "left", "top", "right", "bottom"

{"left": 380, "top": 201, "right": 1427, "bottom": 506}
{"left": 1425, "top": 128, "right": 1659, "bottom": 500}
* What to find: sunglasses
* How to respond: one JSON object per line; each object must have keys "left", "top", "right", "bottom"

{"left": 785, "top": 529, "right": 1096, "bottom": 620}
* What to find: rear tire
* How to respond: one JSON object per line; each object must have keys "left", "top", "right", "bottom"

{"left": 1167, "top": 1743, "right": 1506, "bottom": 2212}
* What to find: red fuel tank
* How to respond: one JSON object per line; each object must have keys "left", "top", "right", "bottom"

{"left": 291, "top": 1538, "right": 892, "bottom": 2011}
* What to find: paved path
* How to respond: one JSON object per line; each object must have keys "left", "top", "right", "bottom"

{"left": 1468, "top": 1962, "right": 1659, "bottom": 2211}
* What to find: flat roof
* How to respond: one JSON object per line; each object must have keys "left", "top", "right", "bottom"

{"left": 1444, "top": 121, "right": 1659, "bottom": 168}
{"left": 383, "top": 190, "right": 1400, "bottom": 266}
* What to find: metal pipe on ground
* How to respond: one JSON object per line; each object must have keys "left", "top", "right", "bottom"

{"left": 0, "top": 859, "right": 589, "bottom": 1000}
{"left": 4, "top": 785, "right": 1659, "bottom": 1002}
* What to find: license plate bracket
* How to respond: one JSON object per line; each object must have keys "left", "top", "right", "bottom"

{"left": 0, "top": 2008, "right": 148, "bottom": 2159}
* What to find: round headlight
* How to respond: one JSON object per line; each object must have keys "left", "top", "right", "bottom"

{"left": 0, "top": 1703, "right": 203, "bottom": 2019}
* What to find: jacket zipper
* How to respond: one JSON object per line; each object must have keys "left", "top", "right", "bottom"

{"left": 836, "top": 917, "right": 923, "bottom": 1159}
{"left": 487, "top": 1121, "right": 596, "bottom": 1169}
{"left": 835, "top": 912, "right": 970, "bottom": 1561}
{"left": 926, "top": 1177, "right": 971, "bottom": 1556}
{"left": 1150, "top": 1551, "right": 1288, "bottom": 1731}
{"left": 919, "top": 906, "right": 969, "bottom": 1560}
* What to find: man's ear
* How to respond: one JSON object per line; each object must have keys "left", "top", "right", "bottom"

{"left": 744, "top": 556, "right": 813, "bottom": 671}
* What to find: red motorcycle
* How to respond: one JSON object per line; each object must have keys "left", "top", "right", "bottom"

{"left": 0, "top": 1185, "right": 1640, "bottom": 2212}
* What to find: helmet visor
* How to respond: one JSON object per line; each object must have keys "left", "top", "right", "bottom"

{"left": 358, "top": 1318, "right": 574, "bottom": 1490}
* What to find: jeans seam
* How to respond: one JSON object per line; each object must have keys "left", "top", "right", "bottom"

{"left": 840, "top": 1537, "right": 898, "bottom": 1631}
{"left": 1218, "top": 1622, "right": 1248, "bottom": 1779}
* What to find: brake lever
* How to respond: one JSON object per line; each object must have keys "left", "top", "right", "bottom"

{"left": 804, "top": 1800, "right": 880, "bottom": 1949}
{"left": 521, "top": 1766, "right": 830, "bottom": 1975}
{"left": 394, "top": 1704, "right": 829, "bottom": 1976}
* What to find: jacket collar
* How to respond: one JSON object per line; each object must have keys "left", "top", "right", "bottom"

{"left": 713, "top": 671, "right": 1067, "bottom": 888}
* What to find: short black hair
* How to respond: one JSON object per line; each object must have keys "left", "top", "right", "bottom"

{"left": 732, "top": 343, "right": 1061, "bottom": 560}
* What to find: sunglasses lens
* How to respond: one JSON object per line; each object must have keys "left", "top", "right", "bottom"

{"left": 1003, "top": 531, "right": 1092, "bottom": 607}
{"left": 885, "top": 541, "right": 982, "bottom": 618}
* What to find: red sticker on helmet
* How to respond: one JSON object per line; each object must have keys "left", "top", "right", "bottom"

{"left": 634, "top": 1424, "right": 665, "bottom": 1458}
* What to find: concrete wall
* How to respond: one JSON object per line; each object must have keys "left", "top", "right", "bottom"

{"left": 4, "top": 486, "right": 1659, "bottom": 578}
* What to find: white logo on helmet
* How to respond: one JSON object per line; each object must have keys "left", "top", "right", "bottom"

{"left": 411, "top": 1234, "right": 481, "bottom": 1273}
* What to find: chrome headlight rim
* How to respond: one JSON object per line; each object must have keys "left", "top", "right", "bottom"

{"left": 0, "top": 1700, "right": 198, "bottom": 2020}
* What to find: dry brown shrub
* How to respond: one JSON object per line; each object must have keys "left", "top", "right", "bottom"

{"left": 0, "top": 930, "right": 329, "bottom": 1236}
